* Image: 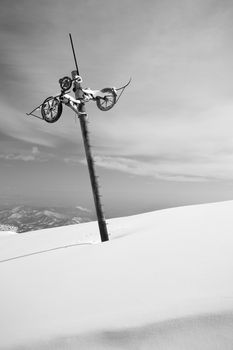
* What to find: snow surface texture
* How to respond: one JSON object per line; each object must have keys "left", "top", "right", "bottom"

{"left": 0, "top": 231, "right": 17, "bottom": 238}
{"left": 0, "top": 201, "right": 233, "bottom": 349}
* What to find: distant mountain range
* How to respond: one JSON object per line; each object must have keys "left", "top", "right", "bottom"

{"left": 0, "top": 206, "right": 94, "bottom": 233}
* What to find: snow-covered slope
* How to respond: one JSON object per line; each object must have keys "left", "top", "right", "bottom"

{"left": 0, "top": 231, "right": 17, "bottom": 239}
{"left": 0, "top": 201, "right": 233, "bottom": 349}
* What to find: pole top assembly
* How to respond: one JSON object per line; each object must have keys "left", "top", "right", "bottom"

{"left": 27, "top": 33, "right": 131, "bottom": 122}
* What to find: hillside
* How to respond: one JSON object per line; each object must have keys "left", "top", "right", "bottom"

{"left": 0, "top": 206, "right": 93, "bottom": 233}
{"left": 0, "top": 201, "right": 233, "bottom": 349}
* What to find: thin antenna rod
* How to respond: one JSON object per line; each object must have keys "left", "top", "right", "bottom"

{"left": 69, "top": 33, "right": 80, "bottom": 75}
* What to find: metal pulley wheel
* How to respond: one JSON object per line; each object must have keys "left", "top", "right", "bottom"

{"left": 96, "top": 88, "right": 117, "bottom": 111}
{"left": 41, "top": 96, "right": 63, "bottom": 123}
{"left": 59, "top": 76, "right": 72, "bottom": 91}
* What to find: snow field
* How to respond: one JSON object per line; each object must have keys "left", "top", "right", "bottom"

{"left": 0, "top": 200, "right": 233, "bottom": 349}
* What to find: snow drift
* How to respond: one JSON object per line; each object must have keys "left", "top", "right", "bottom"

{"left": 0, "top": 201, "right": 233, "bottom": 349}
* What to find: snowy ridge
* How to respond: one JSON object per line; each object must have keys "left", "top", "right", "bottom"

{"left": 0, "top": 201, "right": 233, "bottom": 349}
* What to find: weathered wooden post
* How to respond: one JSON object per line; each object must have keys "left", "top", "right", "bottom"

{"left": 70, "top": 35, "right": 109, "bottom": 242}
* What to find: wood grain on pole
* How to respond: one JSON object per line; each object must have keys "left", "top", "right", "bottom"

{"left": 71, "top": 70, "right": 109, "bottom": 242}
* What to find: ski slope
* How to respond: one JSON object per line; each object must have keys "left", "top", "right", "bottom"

{"left": 0, "top": 201, "right": 233, "bottom": 349}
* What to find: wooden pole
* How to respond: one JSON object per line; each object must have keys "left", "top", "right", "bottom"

{"left": 71, "top": 70, "right": 109, "bottom": 242}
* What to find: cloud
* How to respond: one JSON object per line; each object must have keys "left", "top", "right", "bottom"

{"left": 0, "top": 154, "right": 34, "bottom": 162}
{"left": 32, "top": 146, "right": 39, "bottom": 155}
{"left": 0, "top": 146, "right": 52, "bottom": 162}
{"left": 93, "top": 154, "right": 233, "bottom": 182}
{"left": 76, "top": 206, "right": 92, "bottom": 213}
{"left": 64, "top": 156, "right": 79, "bottom": 165}
{"left": 89, "top": 99, "right": 233, "bottom": 181}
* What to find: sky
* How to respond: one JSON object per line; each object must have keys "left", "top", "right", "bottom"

{"left": 1, "top": 0, "right": 233, "bottom": 217}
